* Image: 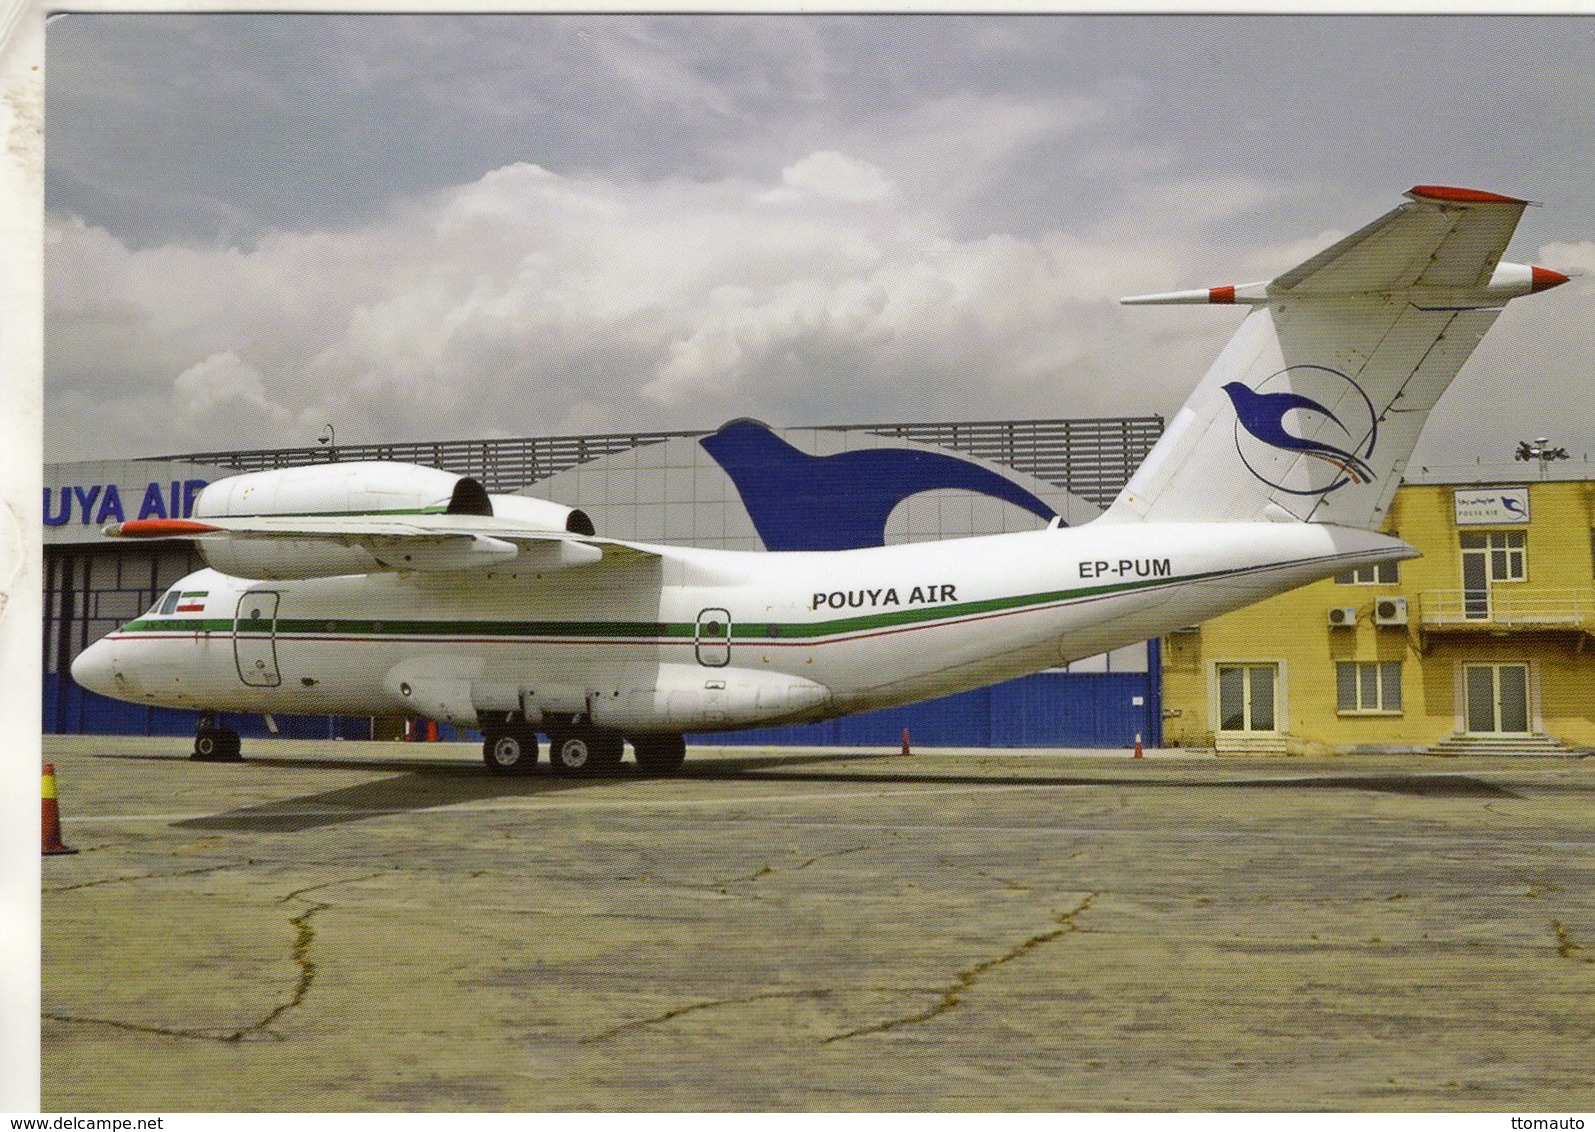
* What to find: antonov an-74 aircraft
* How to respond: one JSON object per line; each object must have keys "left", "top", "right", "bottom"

{"left": 73, "top": 186, "right": 1570, "bottom": 774}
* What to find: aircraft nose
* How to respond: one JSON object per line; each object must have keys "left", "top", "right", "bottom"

{"left": 70, "top": 637, "right": 120, "bottom": 697}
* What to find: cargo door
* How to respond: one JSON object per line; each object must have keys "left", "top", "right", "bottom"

{"left": 234, "top": 591, "right": 282, "bottom": 687}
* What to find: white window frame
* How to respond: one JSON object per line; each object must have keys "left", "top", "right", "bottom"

{"left": 1460, "top": 530, "right": 1526, "bottom": 583}
{"left": 1336, "top": 661, "right": 1403, "bottom": 716}
{"left": 1334, "top": 561, "right": 1400, "bottom": 585}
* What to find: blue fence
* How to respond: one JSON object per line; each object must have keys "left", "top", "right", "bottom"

{"left": 706, "top": 668, "right": 1159, "bottom": 749}
{"left": 45, "top": 665, "right": 1160, "bottom": 750}
{"left": 44, "top": 673, "right": 390, "bottom": 742}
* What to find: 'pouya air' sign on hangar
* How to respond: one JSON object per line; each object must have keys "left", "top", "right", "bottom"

{"left": 44, "top": 460, "right": 220, "bottom": 544}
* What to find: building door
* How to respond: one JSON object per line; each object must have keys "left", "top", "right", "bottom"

{"left": 1460, "top": 531, "right": 1526, "bottom": 620}
{"left": 1217, "top": 663, "right": 1278, "bottom": 732}
{"left": 1464, "top": 663, "right": 1530, "bottom": 735}
{"left": 1460, "top": 546, "right": 1490, "bottom": 619}
{"left": 234, "top": 591, "right": 282, "bottom": 687}
{"left": 695, "top": 607, "right": 731, "bottom": 667}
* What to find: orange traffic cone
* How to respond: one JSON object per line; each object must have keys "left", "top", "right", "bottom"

{"left": 900, "top": 728, "right": 911, "bottom": 756}
{"left": 1133, "top": 733, "right": 1144, "bottom": 760}
{"left": 42, "top": 764, "right": 78, "bottom": 856}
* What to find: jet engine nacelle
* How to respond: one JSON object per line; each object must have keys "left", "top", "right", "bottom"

{"left": 195, "top": 460, "right": 476, "bottom": 520}
{"left": 184, "top": 461, "right": 594, "bottom": 579}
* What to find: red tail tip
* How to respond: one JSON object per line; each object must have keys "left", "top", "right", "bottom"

{"left": 1531, "top": 265, "right": 1572, "bottom": 293}
{"left": 1409, "top": 185, "right": 1527, "bottom": 205}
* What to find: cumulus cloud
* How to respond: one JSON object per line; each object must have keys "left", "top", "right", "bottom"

{"left": 45, "top": 150, "right": 1589, "bottom": 467}
{"left": 48, "top": 151, "right": 1246, "bottom": 461}
{"left": 172, "top": 352, "right": 295, "bottom": 430}
{"left": 765, "top": 151, "right": 894, "bottom": 204}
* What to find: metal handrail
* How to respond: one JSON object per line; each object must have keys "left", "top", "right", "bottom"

{"left": 1419, "top": 588, "right": 1595, "bottom": 627}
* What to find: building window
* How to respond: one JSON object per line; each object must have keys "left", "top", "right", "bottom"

{"left": 1460, "top": 530, "right": 1525, "bottom": 582}
{"left": 1336, "top": 533, "right": 1399, "bottom": 584}
{"left": 1335, "top": 561, "right": 1399, "bottom": 585}
{"left": 1336, "top": 661, "right": 1402, "bottom": 714}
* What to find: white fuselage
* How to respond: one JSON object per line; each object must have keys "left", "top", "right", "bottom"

{"left": 74, "top": 520, "right": 1411, "bottom": 735}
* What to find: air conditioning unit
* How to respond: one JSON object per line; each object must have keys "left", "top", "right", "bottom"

{"left": 1374, "top": 597, "right": 1409, "bottom": 626}
{"left": 1327, "top": 606, "right": 1358, "bottom": 628}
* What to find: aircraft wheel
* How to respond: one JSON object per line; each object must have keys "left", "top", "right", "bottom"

{"left": 632, "top": 734, "right": 687, "bottom": 775}
{"left": 548, "top": 728, "right": 624, "bottom": 776}
{"left": 483, "top": 728, "right": 538, "bottom": 775}
{"left": 193, "top": 726, "right": 242, "bottom": 762}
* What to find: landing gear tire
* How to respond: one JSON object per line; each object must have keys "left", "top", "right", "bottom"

{"left": 483, "top": 727, "right": 539, "bottom": 775}
{"left": 193, "top": 726, "right": 242, "bottom": 762}
{"left": 631, "top": 734, "right": 687, "bottom": 776}
{"left": 547, "top": 727, "right": 625, "bottom": 776}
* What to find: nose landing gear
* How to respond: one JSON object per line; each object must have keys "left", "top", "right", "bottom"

{"left": 192, "top": 711, "right": 242, "bottom": 761}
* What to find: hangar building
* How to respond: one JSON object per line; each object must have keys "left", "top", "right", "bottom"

{"left": 45, "top": 415, "right": 1168, "bottom": 749}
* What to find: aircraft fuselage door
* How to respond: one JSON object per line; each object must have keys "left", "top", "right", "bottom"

{"left": 695, "top": 607, "right": 731, "bottom": 667}
{"left": 235, "top": 591, "right": 282, "bottom": 687}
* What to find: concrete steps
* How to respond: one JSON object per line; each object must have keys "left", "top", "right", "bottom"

{"left": 1428, "top": 733, "right": 1577, "bottom": 757}
{"left": 1214, "top": 733, "right": 1289, "bottom": 756}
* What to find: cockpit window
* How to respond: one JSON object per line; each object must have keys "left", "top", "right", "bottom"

{"left": 158, "top": 590, "right": 181, "bottom": 616}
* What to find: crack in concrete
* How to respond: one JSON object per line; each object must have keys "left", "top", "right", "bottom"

{"left": 974, "top": 868, "right": 1032, "bottom": 892}
{"left": 43, "top": 870, "right": 384, "bottom": 1043}
{"left": 235, "top": 898, "right": 327, "bottom": 1040}
{"left": 794, "top": 843, "right": 871, "bottom": 871}
{"left": 1552, "top": 920, "right": 1594, "bottom": 963}
{"left": 581, "top": 989, "right": 834, "bottom": 1043}
{"left": 44, "top": 860, "right": 255, "bottom": 894}
{"left": 823, "top": 892, "right": 1098, "bottom": 1044}
{"left": 717, "top": 842, "right": 872, "bottom": 888}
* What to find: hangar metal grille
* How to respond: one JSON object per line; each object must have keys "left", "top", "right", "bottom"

{"left": 154, "top": 415, "right": 1162, "bottom": 507}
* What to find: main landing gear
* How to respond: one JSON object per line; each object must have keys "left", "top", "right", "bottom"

{"left": 481, "top": 722, "right": 540, "bottom": 775}
{"left": 192, "top": 711, "right": 242, "bottom": 762}
{"left": 478, "top": 722, "right": 687, "bottom": 777}
{"left": 631, "top": 734, "right": 687, "bottom": 776}
{"left": 546, "top": 726, "right": 625, "bottom": 776}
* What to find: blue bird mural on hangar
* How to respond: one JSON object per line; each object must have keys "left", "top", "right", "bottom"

{"left": 699, "top": 419, "right": 1060, "bottom": 552}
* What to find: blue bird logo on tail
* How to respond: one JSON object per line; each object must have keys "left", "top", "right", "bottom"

{"left": 1224, "top": 365, "right": 1379, "bottom": 497}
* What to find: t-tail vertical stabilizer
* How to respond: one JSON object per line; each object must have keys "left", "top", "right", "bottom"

{"left": 1105, "top": 186, "right": 1569, "bottom": 529}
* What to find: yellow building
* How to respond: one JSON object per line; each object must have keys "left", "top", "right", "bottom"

{"left": 1162, "top": 468, "right": 1595, "bottom": 755}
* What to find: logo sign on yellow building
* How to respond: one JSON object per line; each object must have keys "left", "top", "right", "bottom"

{"left": 1454, "top": 486, "right": 1530, "bottom": 525}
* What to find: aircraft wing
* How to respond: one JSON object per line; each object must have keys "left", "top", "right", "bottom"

{"left": 103, "top": 512, "right": 659, "bottom": 578}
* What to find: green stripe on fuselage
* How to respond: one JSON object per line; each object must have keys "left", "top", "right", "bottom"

{"left": 115, "top": 560, "right": 1239, "bottom": 642}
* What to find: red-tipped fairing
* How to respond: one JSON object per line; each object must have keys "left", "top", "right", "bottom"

{"left": 1531, "top": 265, "right": 1571, "bottom": 293}
{"left": 105, "top": 518, "right": 223, "bottom": 538}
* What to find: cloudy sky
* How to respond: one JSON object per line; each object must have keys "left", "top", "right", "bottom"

{"left": 43, "top": 14, "right": 1595, "bottom": 467}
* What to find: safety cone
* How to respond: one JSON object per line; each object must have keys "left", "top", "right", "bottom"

{"left": 900, "top": 728, "right": 912, "bottom": 756}
{"left": 1133, "top": 733, "right": 1143, "bottom": 760}
{"left": 42, "top": 764, "right": 78, "bottom": 856}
